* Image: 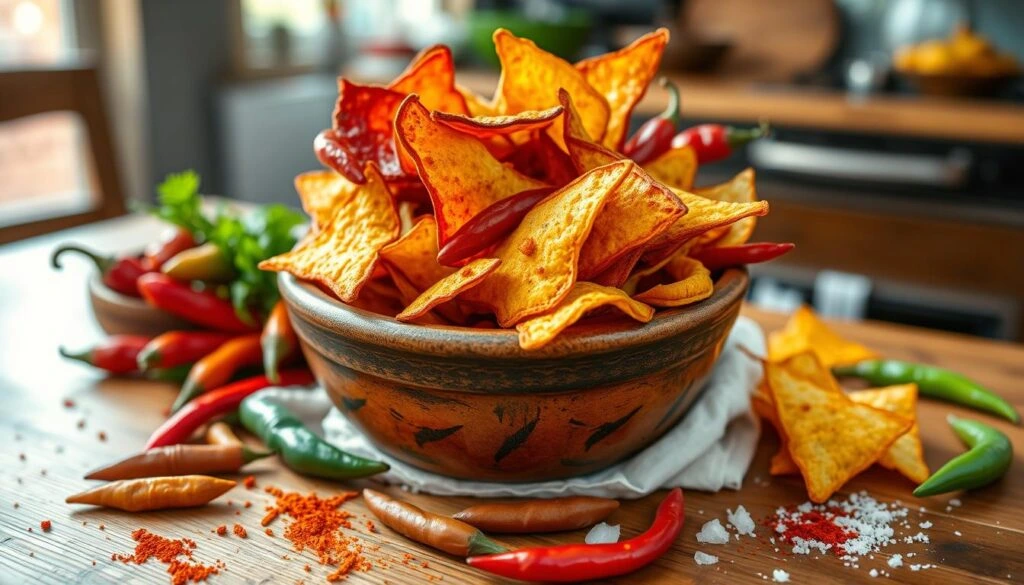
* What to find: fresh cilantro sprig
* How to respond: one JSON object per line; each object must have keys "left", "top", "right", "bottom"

{"left": 152, "top": 171, "right": 304, "bottom": 321}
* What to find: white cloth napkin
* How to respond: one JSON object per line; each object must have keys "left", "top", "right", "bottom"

{"left": 256, "top": 315, "right": 765, "bottom": 499}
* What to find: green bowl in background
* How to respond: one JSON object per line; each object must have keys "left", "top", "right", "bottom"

{"left": 467, "top": 9, "right": 592, "bottom": 67}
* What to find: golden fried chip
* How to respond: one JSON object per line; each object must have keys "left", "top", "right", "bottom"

{"left": 770, "top": 449, "right": 800, "bottom": 476}
{"left": 389, "top": 45, "right": 470, "bottom": 116}
{"left": 576, "top": 28, "right": 669, "bottom": 150}
{"left": 516, "top": 282, "right": 654, "bottom": 350}
{"left": 768, "top": 305, "right": 880, "bottom": 367}
{"left": 394, "top": 95, "right": 546, "bottom": 244}
{"left": 767, "top": 353, "right": 912, "bottom": 503}
{"left": 260, "top": 164, "right": 400, "bottom": 303}
{"left": 379, "top": 216, "right": 453, "bottom": 292}
{"left": 433, "top": 106, "right": 563, "bottom": 139}
{"left": 558, "top": 89, "right": 621, "bottom": 172}
{"left": 493, "top": 28, "right": 610, "bottom": 146}
{"left": 633, "top": 255, "right": 714, "bottom": 307}
{"left": 849, "top": 384, "right": 929, "bottom": 484}
{"left": 461, "top": 160, "right": 633, "bottom": 326}
{"left": 397, "top": 258, "right": 501, "bottom": 322}
{"left": 643, "top": 146, "right": 698, "bottom": 191}
{"left": 294, "top": 170, "right": 359, "bottom": 231}
{"left": 456, "top": 84, "right": 498, "bottom": 117}
{"left": 644, "top": 189, "right": 770, "bottom": 264}
{"left": 693, "top": 168, "right": 759, "bottom": 247}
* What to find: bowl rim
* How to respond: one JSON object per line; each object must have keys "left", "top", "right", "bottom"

{"left": 279, "top": 267, "right": 748, "bottom": 360}
{"left": 87, "top": 270, "right": 153, "bottom": 309}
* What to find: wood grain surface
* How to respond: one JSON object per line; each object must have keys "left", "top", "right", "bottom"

{"left": 1, "top": 215, "right": 1022, "bottom": 584}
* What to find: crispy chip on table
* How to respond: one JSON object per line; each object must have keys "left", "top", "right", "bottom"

{"left": 849, "top": 384, "right": 929, "bottom": 484}
{"left": 516, "top": 282, "right": 654, "bottom": 350}
{"left": 768, "top": 305, "right": 880, "bottom": 367}
{"left": 259, "top": 163, "right": 400, "bottom": 303}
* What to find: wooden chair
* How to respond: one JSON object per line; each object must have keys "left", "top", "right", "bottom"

{"left": 0, "top": 64, "right": 126, "bottom": 245}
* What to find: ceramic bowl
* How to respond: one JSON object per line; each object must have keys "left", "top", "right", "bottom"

{"left": 279, "top": 269, "right": 748, "bottom": 482}
{"left": 87, "top": 272, "right": 194, "bottom": 336}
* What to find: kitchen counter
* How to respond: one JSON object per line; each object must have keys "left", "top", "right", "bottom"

{"left": 1, "top": 214, "right": 1022, "bottom": 584}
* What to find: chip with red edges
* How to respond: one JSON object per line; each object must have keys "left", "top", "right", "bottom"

{"left": 394, "top": 95, "right": 547, "bottom": 245}
{"left": 576, "top": 28, "right": 670, "bottom": 150}
{"left": 516, "top": 282, "right": 654, "bottom": 350}
{"left": 643, "top": 190, "right": 770, "bottom": 264}
{"left": 434, "top": 106, "right": 564, "bottom": 161}
{"left": 389, "top": 44, "right": 470, "bottom": 116}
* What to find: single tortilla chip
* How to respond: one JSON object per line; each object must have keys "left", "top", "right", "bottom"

{"left": 397, "top": 258, "right": 501, "bottom": 322}
{"left": 294, "top": 170, "right": 359, "bottom": 232}
{"left": 318, "top": 79, "right": 410, "bottom": 184}
{"left": 644, "top": 189, "right": 770, "bottom": 264}
{"left": 394, "top": 95, "right": 547, "bottom": 244}
{"left": 516, "top": 282, "right": 654, "bottom": 350}
{"left": 493, "top": 28, "right": 610, "bottom": 147}
{"left": 576, "top": 28, "right": 670, "bottom": 150}
{"left": 633, "top": 255, "right": 714, "bottom": 307}
{"left": 433, "top": 106, "right": 563, "bottom": 139}
{"left": 768, "top": 305, "right": 880, "bottom": 368}
{"left": 849, "top": 384, "right": 929, "bottom": 484}
{"left": 643, "top": 146, "right": 698, "bottom": 191}
{"left": 578, "top": 156, "right": 687, "bottom": 280}
{"left": 693, "top": 168, "right": 759, "bottom": 248}
{"left": 767, "top": 352, "right": 912, "bottom": 503}
{"left": 389, "top": 45, "right": 470, "bottom": 116}
{"left": 461, "top": 160, "right": 633, "bottom": 326}
{"left": 260, "top": 164, "right": 400, "bottom": 303}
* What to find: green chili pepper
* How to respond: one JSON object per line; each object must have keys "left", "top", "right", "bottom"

{"left": 239, "top": 393, "right": 388, "bottom": 480}
{"left": 833, "top": 360, "right": 1019, "bottom": 424}
{"left": 144, "top": 364, "right": 194, "bottom": 383}
{"left": 161, "top": 242, "right": 235, "bottom": 282}
{"left": 913, "top": 415, "right": 1012, "bottom": 497}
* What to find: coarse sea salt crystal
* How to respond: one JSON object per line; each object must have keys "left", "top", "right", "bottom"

{"left": 869, "top": 569, "right": 879, "bottom": 577}
{"left": 696, "top": 519, "right": 731, "bottom": 545}
{"left": 949, "top": 499, "right": 962, "bottom": 507}
{"left": 727, "top": 505, "right": 756, "bottom": 536}
{"left": 694, "top": 551, "right": 719, "bottom": 566}
{"left": 919, "top": 521, "right": 932, "bottom": 529}
{"left": 585, "top": 522, "right": 620, "bottom": 544}
{"left": 772, "top": 569, "right": 790, "bottom": 582}
{"left": 888, "top": 554, "right": 903, "bottom": 568}
{"left": 954, "top": 531, "right": 962, "bottom": 537}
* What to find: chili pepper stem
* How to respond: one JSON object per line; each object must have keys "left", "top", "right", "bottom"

{"left": 242, "top": 446, "right": 274, "bottom": 463}
{"left": 726, "top": 121, "right": 771, "bottom": 149}
{"left": 51, "top": 244, "right": 113, "bottom": 272}
{"left": 59, "top": 346, "right": 93, "bottom": 365}
{"left": 656, "top": 77, "right": 682, "bottom": 128}
{"left": 468, "top": 532, "right": 507, "bottom": 555}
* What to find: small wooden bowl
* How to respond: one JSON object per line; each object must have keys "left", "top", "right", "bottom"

{"left": 87, "top": 272, "right": 194, "bottom": 336}
{"left": 280, "top": 269, "right": 749, "bottom": 482}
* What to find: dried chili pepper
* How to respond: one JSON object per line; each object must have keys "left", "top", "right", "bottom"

{"left": 59, "top": 335, "right": 150, "bottom": 374}
{"left": 146, "top": 369, "right": 314, "bottom": 449}
{"left": 622, "top": 78, "right": 681, "bottom": 164}
{"left": 436, "top": 187, "right": 555, "bottom": 266}
{"left": 834, "top": 360, "right": 1019, "bottom": 424}
{"left": 205, "top": 421, "right": 242, "bottom": 446}
{"left": 240, "top": 393, "right": 388, "bottom": 479}
{"left": 66, "top": 475, "right": 235, "bottom": 512}
{"left": 913, "top": 415, "right": 1013, "bottom": 497}
{"left": 453, "top": 496, "right": 619, "bottom": 534}
{"left": 137, "top": 331, "right": 236, "bottom": 371}
{"left": 137, "top": 273, "right": 258, "bottom": 333}
{"left": 85, "top": 444, "right": 271, "bottom": 481}
{"left": 691, "top": 242, "right": 795, "bottom": 272}
{"left": 51, "top": 244, "right": 148, "bottom": 297}
{"left": 171, "top": 334, "right": 263, "bottom": 412}
{"left": 143, "top": 227, "right": 196, "bottom": 270}
{"left": 671, "top": 122, "right": 770, "bottom": 164}
{"left": 467, "top": 488, "right": 684, "bottom": 582}
{"left": 161, "top": 242, "right": 235, "bottom": 282}
{"left": 362, "top": 489, "right": 505, "bottom": 556}
{"left": 261, "top": 300, "right": 298, "bottom": 384}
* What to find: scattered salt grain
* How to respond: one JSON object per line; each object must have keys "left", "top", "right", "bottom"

{"left": 772, "top": 569, "right": 790, "bottom": 582}
{"left": 919, "top": 521, "right": 932, "bottom": 529}
{"left": 954, "top": 531, "right": 962, "bottom": 537}
{"left": 888, "top": 554, "right": 903, "bottom": 568}
{"left": 585, "top": 523, "right": 620, "bottom": 544}
{"left": 727, "top": 505, "right": 756, "bottom": 536}
{"left": 694, "top": 551, "right": 719, "bottom": 566}
{"left": 949, "top": 499, "right": 961, "bottom": 507}
{"left": 696, "top": 519, "right": 730, "bottom": 545}
{"left": 869, "top": 569, "right": 879, "bottom": 578}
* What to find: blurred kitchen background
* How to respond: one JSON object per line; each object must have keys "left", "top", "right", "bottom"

{"left": 2, "top": 0, "right": 1022, "bottom": 339}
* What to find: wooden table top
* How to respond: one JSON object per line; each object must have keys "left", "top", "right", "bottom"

{"left": 1, "top": 214, "right": 1022, "bottom": 584}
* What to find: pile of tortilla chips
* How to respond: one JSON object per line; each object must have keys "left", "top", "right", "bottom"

{"left": 260, "top": 28, "right": 772, "bottom": 350}
{"left": 755, "top": 306, "right": 929, "bottom": 503}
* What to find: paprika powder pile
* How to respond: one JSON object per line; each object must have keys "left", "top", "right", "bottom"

{"left": 113, "top": 528, "right": 224, "bottom": 585}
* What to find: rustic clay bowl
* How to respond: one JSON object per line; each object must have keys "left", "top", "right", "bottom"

{"left": 87, "top": 271, "right": 194, "bottom": 336}
{"left": 279, "top": 268, "right": 748, "bottom": 482}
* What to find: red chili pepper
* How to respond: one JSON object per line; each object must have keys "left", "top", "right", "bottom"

{"left": 436, "top": 187, "right": 555, "bottom": 266}
{"left": 136, "top": 273, "right": 258, "bottom": 333}
{"left": 59, "top": 335, "right": 151, "bottom": 374}
{"left": 51, "top": 244, "right": 148, "bottom": 297}
{"left": 171, "top": 334, "right": 263, "bottom": 413}
{"left": 136, "top": 331, "right": 237, "bottom": 371}
{"left": 691, "top": 242, "right": 795, "bottom": 272}
{"left": 261, "top": 300, "right": 298, "bottom": 384}
{"left": 145, "top": 369, "right": 314, "bottom": 449}
{"left": 143, "top": 227, "right": 196, "bottom": 270}
{"left": 622, "top": 78, "right": 681, "bottom": 164}
{"left": 467, "top": 488, "right": 684, "bottom": 582}
{"left": 671, "top": 121, "right": 770, "bottom": 164}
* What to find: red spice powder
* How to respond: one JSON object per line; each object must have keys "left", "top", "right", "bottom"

{"left": 63, "top": 399, "right": 75, "bottom": 408}
{"left": 114, "top": 529, "right": 223, "bottom": 585}
{"left": 265, "top": 528, "right": 274, "bottom": 537}
{"left": 97, "top": 431, "right": 107, "bottom": 442}
{"left": 243, "top": 475, "right": 256, "bottom": 489}
{"left": 40, "top": 520, "right": 51, "bottom": 532}
{"left": 233, "top": 524, "right": 247, "bottom": 538}
{"left": 765, "top": 508, "right": 856, "bottom": 555}
{"left": 215, "top": 525, "right": 227, "bottom": 536}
